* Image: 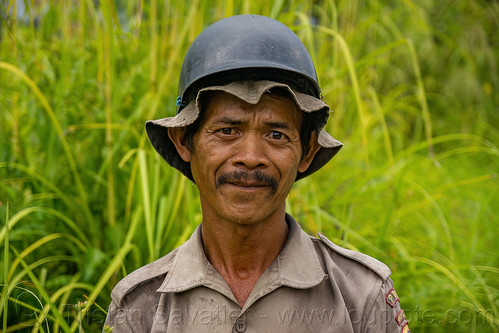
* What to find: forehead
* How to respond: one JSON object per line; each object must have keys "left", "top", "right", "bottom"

{"left": 201, "top": 91, "right": 303, "bottom": 125}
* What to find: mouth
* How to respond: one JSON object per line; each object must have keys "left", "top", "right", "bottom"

{"left": 229, "top": 181, "right": 267, "bottom": 188}
{"left": 227, "top": 182, "right": 268, "bottom": 192}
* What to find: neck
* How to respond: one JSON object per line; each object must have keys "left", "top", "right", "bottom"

{"left": 201, "top": 204, "right": 289, "bottom": 307}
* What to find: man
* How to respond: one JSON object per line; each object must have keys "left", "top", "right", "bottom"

{"left": 104, "top": 15, "right": 409, "bottom": 332}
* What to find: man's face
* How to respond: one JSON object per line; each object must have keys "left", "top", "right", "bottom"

{"left": 171, "top": 91, "right": 318, "bottom": 225}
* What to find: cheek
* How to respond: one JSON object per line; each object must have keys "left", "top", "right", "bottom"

{"left": 190, "top": 147, "right": 226, "bottom": 182}
{"left": 274, "top": 147, "right": 302, "bottom": 169}
{"left": 272, "top": 151, "right": 302, "bottom": 184}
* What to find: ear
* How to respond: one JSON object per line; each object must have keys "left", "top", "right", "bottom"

{"left": 168, "top": 127, "right": 192, "bottom": 162}
{"left": 298, "top": 131, "right": 321, "bottom": 173}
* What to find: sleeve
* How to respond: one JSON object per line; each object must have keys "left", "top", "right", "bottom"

{"left": 102, "top": 299, "right": 137, "bottom": 333}
{"left": 363, "top": 278, "right": 410, "bottom": 333}
{"left": 102, "top": 273, "right": 166, "bottom": 332}
{"left": 102, "top": 287, "right": 160, "bottom": 333}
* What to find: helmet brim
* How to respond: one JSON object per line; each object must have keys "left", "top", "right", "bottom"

{"left": 146, "top": 80, "right": 342, "bottom": 181}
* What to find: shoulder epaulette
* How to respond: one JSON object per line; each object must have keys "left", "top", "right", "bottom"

{"left": 317, "top": 233, "right": 391, "bottom": 280}
{"left": 111, "top": 248, "right": 179, "bottom": 305}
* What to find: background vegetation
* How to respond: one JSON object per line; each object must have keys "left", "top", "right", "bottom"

{"left": 1, "top": 0, "right": 498, "bottom": 331}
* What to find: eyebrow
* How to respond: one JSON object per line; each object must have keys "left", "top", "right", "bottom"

{"left": 265, "top": 121, "right": 291, "bottom": 130}
{"left": 211, "top": 117, "right": 291, "bottom": 129}
{"left": 212, "top": 117, "right": 243, "bottom": 125}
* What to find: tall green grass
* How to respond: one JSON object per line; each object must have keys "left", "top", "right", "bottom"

{"left": 1, "top": 0, "right": 498, "bottom": 331}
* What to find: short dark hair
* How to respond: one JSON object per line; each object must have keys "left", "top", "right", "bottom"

{"left": 184, "top": 89, "right": 325, "bottom": 158}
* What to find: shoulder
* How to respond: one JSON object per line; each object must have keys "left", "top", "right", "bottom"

{"left": 310, "top": 233, "right": 408, "bottom": 331}
{"left": 313, "top": 233, "right": 391, "bottom": 280}
{"left": 110, "top": 248, "right": 179, "bottom": 306}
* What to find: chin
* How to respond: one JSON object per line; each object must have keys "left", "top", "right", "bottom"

{"left": 221, "top": 202, "right": 283, "bottom": 225}
{"left": 223, "top": 209, "right": 263, "bottom": 225}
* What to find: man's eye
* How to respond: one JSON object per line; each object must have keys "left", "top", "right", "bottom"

{"left": 219, "top": 128, "right": 234, "bottom": 135}
{"left": 270, "top": 131, "right": 285, "bottom": 140}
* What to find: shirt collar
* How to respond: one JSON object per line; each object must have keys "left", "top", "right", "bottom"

{"left": 157, "top": 214, "right": 327, "bottom": 296}
{"left": 276, "top": 214, "right": 327, "bottom": 288}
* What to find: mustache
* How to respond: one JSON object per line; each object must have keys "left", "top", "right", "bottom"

{"left": 216, "top": 170, "right": 278, "bottom": 196}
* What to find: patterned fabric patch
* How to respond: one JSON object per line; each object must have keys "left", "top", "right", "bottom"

{"left": 396, "top": 309, "right": 407, "bottom": 325}
{"left": 385, "top": 288, "right": 399, "bottom": 307}
{"left": 400, "top": 322, "right": 410, "bottom": 333}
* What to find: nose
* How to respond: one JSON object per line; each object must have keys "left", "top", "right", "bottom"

{"left": 232, "top": 133, "right": 269, "bottom": 170}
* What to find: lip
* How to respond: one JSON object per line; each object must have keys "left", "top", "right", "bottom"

{"left": 231, "top": 181, "right": 266, "bottom": 187}
{"left": 226, "top": 182, "right": 267, "bottom": 190}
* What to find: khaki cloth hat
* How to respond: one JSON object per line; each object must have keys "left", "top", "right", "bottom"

{"left": 145, "top": 80, "right": 343, "bottom": 181}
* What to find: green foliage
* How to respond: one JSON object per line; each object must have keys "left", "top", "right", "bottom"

{"left": 1, "top": 0, "right": 498, "bottom": 331}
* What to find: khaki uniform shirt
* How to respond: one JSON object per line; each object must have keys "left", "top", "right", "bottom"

{"left": 104, "top": 215, "right": 409, "bottom": 332}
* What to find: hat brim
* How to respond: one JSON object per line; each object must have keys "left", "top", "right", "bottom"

{"left": 146, "top": 80, "right": 342, "bottom": 181}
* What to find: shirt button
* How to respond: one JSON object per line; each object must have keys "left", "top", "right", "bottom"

{"left": 234, "top": 319, "right": 247, "bottom": 333}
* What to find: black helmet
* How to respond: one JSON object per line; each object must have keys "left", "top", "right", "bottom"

{"left": 176, "top": 15, "right": 322, "bottom": 112}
